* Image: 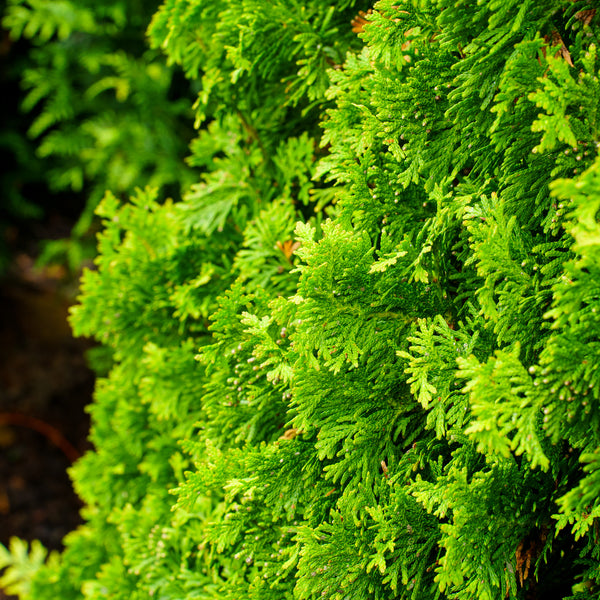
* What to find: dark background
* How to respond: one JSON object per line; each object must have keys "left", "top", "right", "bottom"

{"left": 0, "top": 19, "right": 94, "bottom": 599}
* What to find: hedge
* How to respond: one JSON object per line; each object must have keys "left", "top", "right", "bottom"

{"left": 2, "top": 1, "right": 600, "bottom": 599}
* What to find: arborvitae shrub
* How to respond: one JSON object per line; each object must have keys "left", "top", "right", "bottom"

{"left": 2, "top": 1, "right": 600, "bottom": 599}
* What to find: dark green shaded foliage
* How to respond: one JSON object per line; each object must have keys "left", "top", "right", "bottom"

{"left": 2, "top": 0, "right": 196, "bottom": 268}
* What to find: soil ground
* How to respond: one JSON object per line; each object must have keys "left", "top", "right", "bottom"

{"left": 0, "top": 238, "right": 94, "bottom": 599}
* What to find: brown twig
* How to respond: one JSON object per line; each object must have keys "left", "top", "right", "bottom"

{"left": 0, "top": 412, "right": 80, "bottom": 463}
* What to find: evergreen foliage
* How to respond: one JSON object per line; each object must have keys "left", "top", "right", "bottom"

{"left": 2, "top": 1, "right": 600, "bottom": 599}
{"left": 0, "top": 10, "right": 46, "bottom": 273}
{"left": 2, "top": 0, "right": 195, "bottom": 267}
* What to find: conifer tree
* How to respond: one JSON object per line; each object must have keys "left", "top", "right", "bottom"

{"left": 2, "top": 1, "right": 600, "bottom": 599}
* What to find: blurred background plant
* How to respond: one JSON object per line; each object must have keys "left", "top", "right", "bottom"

{"left": 1, "top": 0, "right": 196, "bottom": 273}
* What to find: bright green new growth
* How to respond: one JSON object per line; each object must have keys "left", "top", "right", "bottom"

{"left": 2, "top": 1, "right": 600, "bottom": 599}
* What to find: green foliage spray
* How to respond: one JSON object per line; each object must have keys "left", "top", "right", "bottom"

{"left": 2, "top": 1, "right": 600, "bottom": 599}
